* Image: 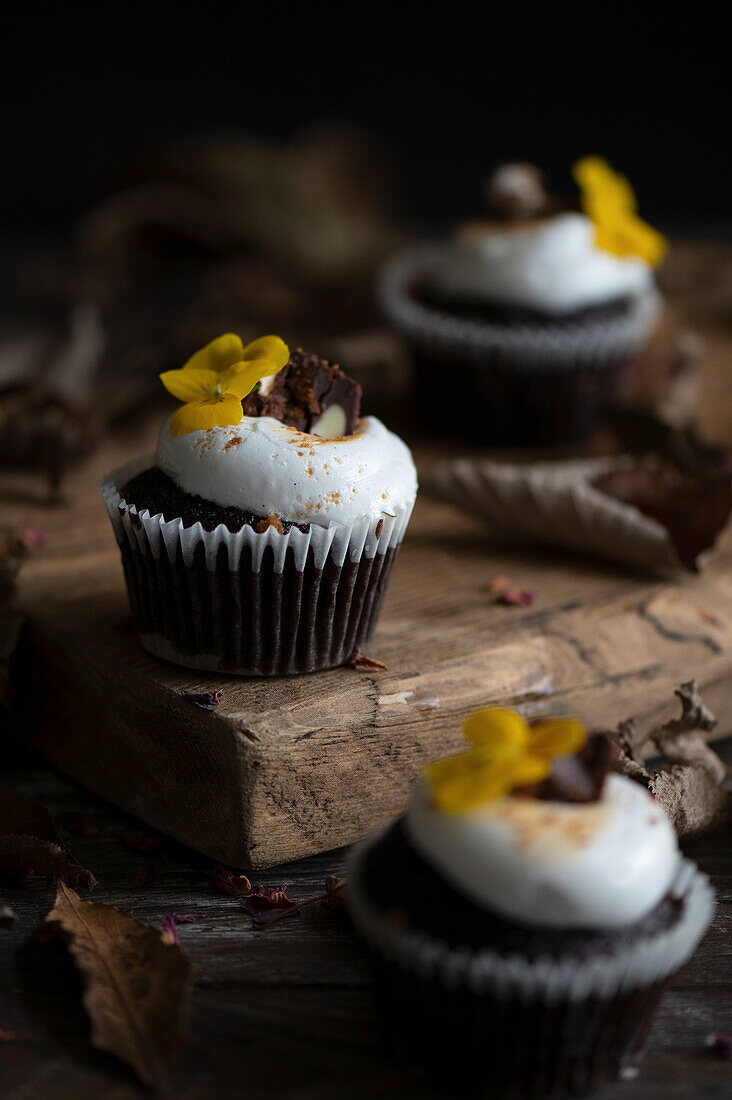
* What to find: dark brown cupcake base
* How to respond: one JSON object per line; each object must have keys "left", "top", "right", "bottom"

{"left": 119, "top": 537, "right": 398, "bottom": 676}
{"left": 351, "top": 824, "right": 688, "bottom": 1097}
{"left": 374, "top": 956, "right": 665, "bottom": 1097}
{"left": 411, "top": 346, "right": 623, "bottom": 447}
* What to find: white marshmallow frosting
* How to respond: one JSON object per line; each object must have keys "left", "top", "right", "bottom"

{"left": 155, "top": 413, "right": 418, "bottom": 528}
{"left": 432, "top": 212, "right": 655, "bottom": 314}
{"left": 404, "top": 773, "right": 679, "bottom": 930}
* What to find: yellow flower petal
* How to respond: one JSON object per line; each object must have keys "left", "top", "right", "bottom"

{"left": 169, "top": 394, "right": 244, "bottom": 436}
{"left": 182, "top": 333, "right": 245, "bottom": 375}
{"left": 430, "top": 752, "right": 550, "bottom": 813}
{"left": 463, "top": 707, "right": 529, "bottom": 753}
{"left": 572, "top": 157, "right": 667, "bottom": 268}
{"left": 528, "top": 718, "right": 587, "bottom": 759}
{"left": 160, "top": 368, "right": 221, "bottom": 403}
{"left": 594, "top": 217, "right": 667, "bottom": 266}
{"left": 573, "top": 157, "right": 636, "bottom": 212}
{"left": 218, "top": 358, "right": 281, "bottom": 400}
{"left": 241, "top": 335, "right": 290, "bottom": 372}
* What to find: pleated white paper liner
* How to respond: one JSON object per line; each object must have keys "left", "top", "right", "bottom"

{"left": 102, "top": 455, "right": 416, "bottom": 676}
{"left": 379, "top": 243, "right": 663, "bottom": 445}
{"left": 347, "top": 830, "right": 714, "bottom": 1096}
{"left": 422, "top": 456, "right": 704, "bottom": 573}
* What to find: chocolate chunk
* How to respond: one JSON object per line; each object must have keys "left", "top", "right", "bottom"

{"left": 243, "top": 348, "right": 362, "bottom": 436}
{"left": 537, "top": 733, "right": 619, "bottom": 803}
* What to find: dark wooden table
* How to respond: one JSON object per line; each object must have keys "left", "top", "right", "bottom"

{"left": 1, "top": 729, "right": 730, "bottom": 1100}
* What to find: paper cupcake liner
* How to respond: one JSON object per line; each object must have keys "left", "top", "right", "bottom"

{"left": 102, "top": 456, "right": 415, "bottom": 676}
{"left": 379, "top": 244, "right": 663, "bottom": 445}
{"left": 347, "top": 834, "right": 714, "bottom": 1097}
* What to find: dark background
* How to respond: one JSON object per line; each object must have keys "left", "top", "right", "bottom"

{"left": 1, "top": 7, "right": 728, "bottom": 234}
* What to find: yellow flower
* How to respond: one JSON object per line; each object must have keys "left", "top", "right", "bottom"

{"left": 573, "top": 156, "right": 667, "bottom": 267}
{"left": 160, "top": 334, "right": 290, "bottom": 436}
{"left": 426, "top": 707, "right": 587, "bottom": 813}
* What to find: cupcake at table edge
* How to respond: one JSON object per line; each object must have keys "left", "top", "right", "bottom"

{"left": 347, "top": 707, "right": 713, "bottom": 1097}
{"left": 102, "top": 333, "right": 418, "bottom": 675}
{"left": 380, "top": 158, "right": 666, "bottom": 446}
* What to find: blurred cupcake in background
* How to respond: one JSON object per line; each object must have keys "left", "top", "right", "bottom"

{"left": 380, "top": 158, "right": 666, "bottom": 446}
{"left": 348, "top": 707, "right": 714, "bottom": 1097}
{"left": 102, "top": 333, "right": 417, "bottom": 675}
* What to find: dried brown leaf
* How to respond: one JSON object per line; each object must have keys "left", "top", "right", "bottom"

{"left": 424, "top": 456, "right": 732, "bottom": 573}
{"left": 45, "top": 882, "right": 191, "bottom": 1090}
{"left": 0, "top": 836, "right": 98, "bottom": 889}
{"left": 0, "top": 791, "right": 97, "bottom": 888}
{"left": 596, "top": 459, "right": 732, "bottom": 570}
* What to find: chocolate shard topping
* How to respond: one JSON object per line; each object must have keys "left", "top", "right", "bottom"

{"left": 537, "top": 733, "right": 619, "bottom": 803}
{"left": 242, "top": 348, "right": 362, "bottom": 436}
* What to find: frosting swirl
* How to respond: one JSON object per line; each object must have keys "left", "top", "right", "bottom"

{"left": 432, "top": 212, "right": 655, "bottom": 314}
{"left": 404, "top": 773, "right": 679, "bottom": 930}
{"left": 155, "top": 413, "right": 418, "bottom": 528}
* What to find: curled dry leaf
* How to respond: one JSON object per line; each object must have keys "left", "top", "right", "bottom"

{"left": 0, "top": 791, "right": 97, "bottom": 889}
{"left": 349, "top": 646, "right": 388, "bottom": 671}
{"left": 45, "top": 882, "right": 191, "bottom": 1091}
{"left": 209, "top": 865, "right": 251, "bottom": 897}
{"left": 615, "top": 681, "right": 731, "bottom": 836}
{"left": 424, "top": 455, "right": 732, "bottom": 573}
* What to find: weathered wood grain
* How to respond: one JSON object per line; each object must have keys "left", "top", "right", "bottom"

{"left": 7, "top": 460, "right": 732, "bottom": 867}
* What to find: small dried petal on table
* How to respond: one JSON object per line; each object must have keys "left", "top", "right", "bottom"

{"left": 239, "top": 884, "right": 298, "bottom": 924}
{"left": 349, "top": 646, "right": 388, "bottom": 671}
{"left": 180, "top": 688, "right": 224, "bottom": 710}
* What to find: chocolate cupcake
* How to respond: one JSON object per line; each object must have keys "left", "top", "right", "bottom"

{"left": 102, "top": 334, "right": 417, "bottom": 675}
{"left": 348, "top": 708, "right": 714, "bottom": 1097}
{"left": 380, "top": 159, "right": 666, "bottom": 445}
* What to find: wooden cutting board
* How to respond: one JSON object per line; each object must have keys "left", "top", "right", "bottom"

{"left": 4, "top": 424, "right": 732, "bottom": 868}
{"left": 5, "top": 240, "right": 732, "bottom": 868}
